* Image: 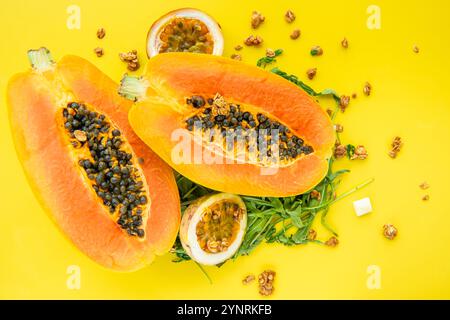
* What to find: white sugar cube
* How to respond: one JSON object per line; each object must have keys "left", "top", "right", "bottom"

{"left": 353, "top": 197, "right": 372, "bottom": 216}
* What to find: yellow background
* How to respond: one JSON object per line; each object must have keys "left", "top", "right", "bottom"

{"left": 1, "top": 0, "right": 449, "bottom": 299}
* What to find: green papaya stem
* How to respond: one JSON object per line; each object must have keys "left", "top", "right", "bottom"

{"left": 27, "top": 47, "right": 55, "bottom": 72}
{"left": 118, "top": 74, "right": 149, "bottom": 102}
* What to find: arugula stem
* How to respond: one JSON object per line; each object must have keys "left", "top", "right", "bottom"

{"left": 320, "top": 208, "right": 337, "bottom": 236}
{"left": 182, "top": 185, "right": 199, "bottom": 199}
{"left": 194, "top": 262, "right": 213, "bottom": 285}
{"left": 248, "top": 216, "right": 275, "bottom": 248}
{"left": 331, "top": 101, "right": 341, "bottom": 121}
{"left": 180, "top": 199, "right": 198, "bottom": 207}
{"left": 331, "top": 177, "right": 375, "bottom": 203}
{"left": 305, "top": 177, "right": 375, "bottom": 211}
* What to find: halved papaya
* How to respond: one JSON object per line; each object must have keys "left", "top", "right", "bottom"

{"left": 119, "top": 53, "right": 335, "bottom": 197}
{"left": 7, "top": 48, "right": 180, "bottom": 271}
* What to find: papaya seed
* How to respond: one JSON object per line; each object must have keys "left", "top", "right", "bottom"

{"left": 191, "top": 95, "right": 206, "bottom": 108}
{"left": 63, "top": 102, "right": 147, "bottom": 237}
{"left": 183, "top": 95, "right": 315, "bottom": 163}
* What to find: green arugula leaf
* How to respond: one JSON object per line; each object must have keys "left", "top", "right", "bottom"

{"left": 346, "top": 144, "right": 356, "bottom": 159}
{"left": 257, "top": 49, "right": 283, "bottom": 68}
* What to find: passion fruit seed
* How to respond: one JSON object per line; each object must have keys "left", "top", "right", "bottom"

{"left": 63, "top": 102, "right": 146, "bottom": 238}
{"left": 158, "top": 17, "right": 214, "bottom": 54}
{"left": 196, "top": 201, "right": 244, "bottom": 254}
{"left": 184, "top": 95, "right": 314, "bottom": 162}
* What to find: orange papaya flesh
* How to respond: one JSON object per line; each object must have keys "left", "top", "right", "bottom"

{"left": 123, "top": 53, "right": 335, "bottom": 197}
{"left": 7, "top": 48, "right": 180, "bottom": 271}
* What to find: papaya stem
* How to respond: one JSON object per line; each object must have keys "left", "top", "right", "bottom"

{"left": 118, "top": 74, "right": 149, "bottom": 102}
{"left": 27, "top": 47, "right": 55, "bottom": 72}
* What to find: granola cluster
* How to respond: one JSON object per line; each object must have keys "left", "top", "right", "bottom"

{"left": 258, "top": 270, "right": 276, "bottom": 296}
{"left": 388, "top": 136, "right": 403, "bottom": 158}
{"left": 119, "top": 50, "right": 140, "bottom": 71}
{"left": 251, "top": 11, "right": 265, "bottom": 29}
{"left": 383, "top": 224, "right": 398, "bottom": 240}
{"left": 244, "top": 35, "right": 263, "bottom": 46}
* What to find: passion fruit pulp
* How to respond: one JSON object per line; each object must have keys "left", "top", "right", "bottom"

{"left": 147, "top": 8, "right": 224, "bottom": 58}
{"left": 179, "top": 193, "right": 247, "bottom": 265}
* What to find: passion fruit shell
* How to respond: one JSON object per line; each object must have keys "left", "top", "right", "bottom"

{"left": 179, "top": 193, "right": 247, "bottom": 265}
{"left": 146, "top": 8, "right": 224, "bottom": 58}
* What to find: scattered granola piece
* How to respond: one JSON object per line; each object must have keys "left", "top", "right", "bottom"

{"left": 119, "top": 50, "right": 140, "bottom": 71}
{"left": 285, "top": 10, "right": 296, "bottom": 23}
{"left": 383, "top": 224, "right": 398, "bottom": 240}
{"left": 231, "top": 54, "right": 242, "bottom": 61}
{"left": 234, "top": 44, "right": 243, "bottom": 51}
{"left": 419, "top": 182, "right": 430, "bottom": 190}
{"left": 244, "top": 35, "right": 263, "bottom": 46}
{"left": 310, "top": 45, "right": 323, "bottom": 56}
{"left": 422, "top": 195, "right": 430, "bottom": 201}
{"left": 334, "top": 124, "right": 344, "bottom": 133}
{"left": 352, "top": 93, "right": 357, "bottom": 99}
{"left": 242, "top": 274, "right": 255, "bottom": 285}
{"left": 325, "top": 236, "right": 339, "bottom": 247}
{"left": 413, "top": 44, "right": 420, "bottom": 53}
{"left": 339, "top": 95, "right": 350, "bottom": 112}
{"left": 94, "top": 47, "right": 104, "bottom": 57}
{"left": 290, "top": 29, "right": 301, "bottom": 40}
{"left": 351, "top": 145, "right": 368, "bottom": 160}
{"left": 251, "top": 11, "right": 265, "bottom": 29}
{"left": 306, "top": 68, "right": 317, "bottom": 80}
{"left": 341, "top": 37, "right": 349, "bottom": 48}
{"left": 266, "top": 48, "right": 276, "bottom": 58}
{"left": 258, "top": 270, "right": 276, "bottom": 296}
{"left": 96, "top": 27, "right": 106, "bottom": 39}
{"left": 334, "top": 143, "right": 347, "bottom": 159}
{"left": 127, "top": 62, "right": 140, "bottom": 71}
{"left": 308, "top": 229, "right": 317, "bottom": 241}
{"left": 363, "top": 82, "right": 372, "bottom": 96}
{"left": 310, "top": 189, "right": 321, "bottom": 201}
{"left": 326, "top": 108, "right": 333, "bottom": 117}
{"left": 388, "top": 136, "right": 403, "bottom": 159}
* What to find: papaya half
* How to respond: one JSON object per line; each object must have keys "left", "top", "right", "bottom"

{"left": 7, "top": 48, "right": 180, "bottom": 271}
{"left": 119, "top": 53, "right": 335, "bottom": 197}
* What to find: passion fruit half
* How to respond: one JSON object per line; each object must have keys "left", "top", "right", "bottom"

{"left": 146, "top": 8, "right": 224, "bottom": 58}
{"left": 179, "top": 193, "right": 247, "bottom": 265}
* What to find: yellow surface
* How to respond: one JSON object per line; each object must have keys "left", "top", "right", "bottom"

{"left": 1, "top": 0, "right": 449, "bottom": 299}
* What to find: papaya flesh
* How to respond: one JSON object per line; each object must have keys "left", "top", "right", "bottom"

{"left": 7, "top": 48, "right": 180, "bottom": 271}
{"left": 123, "top": 53, "right": 335, "bottom": 197}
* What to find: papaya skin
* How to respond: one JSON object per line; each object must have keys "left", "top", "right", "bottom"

{"left": 7, "top": 53, "right": 180, "bottom": 271}
{"left": 127, "top": 53, "right": 335, "bottom": 197}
